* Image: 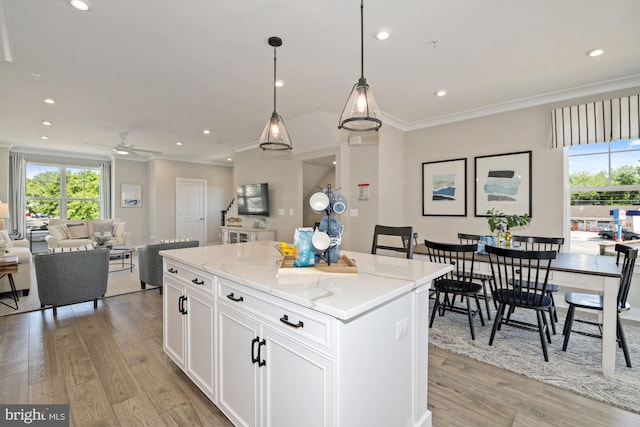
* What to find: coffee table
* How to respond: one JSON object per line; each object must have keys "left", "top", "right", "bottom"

{"left": 109, "top": 246, "right": 135, "bottom": 273}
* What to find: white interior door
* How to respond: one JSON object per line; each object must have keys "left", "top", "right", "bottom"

{"left": 176, "top": 178, "right": 206, "bottom": 243}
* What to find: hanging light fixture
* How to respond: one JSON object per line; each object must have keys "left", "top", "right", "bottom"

{"left": 259, "top": 36, "right": 292, "bottom": 151}
{"left": 338, "top": 0, "right": 382, "bottom": 132}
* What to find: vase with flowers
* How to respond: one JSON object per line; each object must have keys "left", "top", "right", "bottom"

{"left": 93, "top": 232, "right": 113, "bottom": 249}
{"left": 486, "top": 208, "right": 532, "bottom": 247}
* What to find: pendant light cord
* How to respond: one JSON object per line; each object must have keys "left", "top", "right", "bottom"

{"left": 360, "top": 0, "right": 364, "bottom": 79}
{"left": 273, "top": 46, "right": 277, "bottom": 114}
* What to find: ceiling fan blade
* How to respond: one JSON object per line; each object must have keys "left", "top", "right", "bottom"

{"left": 130, "top": 147, "right": 162, "bottom": 154}
{"left": 85, "top": 141, "right": 115, "bottom": 148}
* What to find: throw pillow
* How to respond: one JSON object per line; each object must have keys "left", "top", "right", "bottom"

{"left": 67, "top": 222, "right": 89, "bottom": 239}
{"left": 112, "top": 221, "right": 126, "bottom": 237}
{"left": 48, "top": 224, "right": 70, "bottom": 240}
{"left": 92, "top": 220, "right": 113, "bottom": 234}
{"left": 0, "top": 229, "right": 13, "bottom": 248}
{"left": 50, "top": 243, "right": 95, "bottom": 253}
{"left": 160, "top": 238, "right": 193, "bottom": 243}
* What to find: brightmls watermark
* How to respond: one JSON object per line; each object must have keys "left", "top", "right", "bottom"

{"left": 0, "top": 405, "right": 69, "bottom": 426}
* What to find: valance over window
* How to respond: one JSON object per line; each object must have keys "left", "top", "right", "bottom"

{"left": 551, "top": 95, "right": 639, "bottom": 148}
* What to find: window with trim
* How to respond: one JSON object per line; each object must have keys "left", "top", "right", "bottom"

{"left": 26, "top": 163, "right": 101, "bottom": 226}
{"left": 569, "top": 139, "right": 640, "bottom": 235}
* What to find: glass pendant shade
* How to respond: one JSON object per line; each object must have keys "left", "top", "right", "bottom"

{"left": 338, "top": 77, "right": 381, "bottom": 131}
{"left": 259, "top": 112, "right": 292, "bottom": 150}
{"left": 259, "top": 36, "right": 292, "bottom": 151}
{"left": 338, "top": 0, "right": 382, "bottom": 132}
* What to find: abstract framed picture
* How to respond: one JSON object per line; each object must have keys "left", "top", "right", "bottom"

{"left": 121, "top": 183, "right": 142, "bottom": 208}
{"left": 474, "top": 150, "right": 532, "bottom": 217}
{"left": 422, "top": 158, "right": 467, "bottom": 216}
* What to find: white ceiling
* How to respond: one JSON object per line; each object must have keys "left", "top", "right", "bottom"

{"left": 1, "top": 0, "right": 639, "bottom": 165}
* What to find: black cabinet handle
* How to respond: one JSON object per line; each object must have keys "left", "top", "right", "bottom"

{"left": 227, "top": 293, "right": 244, "bottom": 302}
{"left": 192, "top": 278, "right": 204, "bottom": 285}
{"left": 257, "top": 339, "right": 266, "bottom": 367}
{"left": 178, "top": 295, "right": 187, "bottom": 315}
{"left": 251, "top": 337, "right": 260, "bottom": 364}
{"left": 168, "top": 268, "right": 178, "bottom": 274}
{"left": 280, "top": 314, "right": 304, "bottom": 329}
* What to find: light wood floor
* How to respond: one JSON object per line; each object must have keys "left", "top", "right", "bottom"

{"left": 1, "top": 291, "right": 639, "bottom": 427}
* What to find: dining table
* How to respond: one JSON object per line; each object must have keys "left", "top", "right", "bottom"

{"left": 415, "top": 243, "right": 623, "bottom": 376}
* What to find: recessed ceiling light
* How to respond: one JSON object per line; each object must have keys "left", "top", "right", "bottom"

{"left": 203, "top": 129, "right": 211, "bottom": 135}
{"left": 275, "top": 80, "right": 284, "bottom": 88}
{"left": 375, "top": 30, "right": 391, "bottom": 41}
{"left": 435, "top": 89, "right": 448, "bottom": 97}
{"left": 42, "top": 120, "right": 53, "bottom": 126}
{"left": 40, "top": 136, "right": 49, "bottom": 140}
{"left": 32, "top": 73, "right": 41, "bottom": 80}
{"left": 227, "top": 158, "right": 232, "bottom": 162}
{"left": 43, "top": 98, "right": 56, "bottom": 104}
{"left": 176, "top": 141, "right": 183, "bottom": 146}
{"left": 69, "top": 0, "right": 91, "bottom": 11}
{"left": 586, "top": 48, "right": 605, "bottom": 57}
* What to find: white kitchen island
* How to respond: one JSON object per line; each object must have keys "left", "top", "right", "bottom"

{"left": 160, "top": 240, "right": 451, "bottom": 427}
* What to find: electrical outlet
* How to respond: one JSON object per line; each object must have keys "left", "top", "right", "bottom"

{"left": 396, "top": 317, "right": 409, "bottom": 341}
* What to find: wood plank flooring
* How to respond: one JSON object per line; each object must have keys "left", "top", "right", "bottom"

{"left": 0, "top": 290, "right": 638, "bottom": 427}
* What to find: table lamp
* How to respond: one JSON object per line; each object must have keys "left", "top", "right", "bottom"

{"left": 0, "top": 201, "right": 9, "bottom": 231}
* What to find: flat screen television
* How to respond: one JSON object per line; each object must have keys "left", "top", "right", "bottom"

{"left": 236, "top": 183, "right": 269, "bottom": 216}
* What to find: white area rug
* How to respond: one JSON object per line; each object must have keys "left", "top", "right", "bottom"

{"left": 429, "top": 301, "right": 640, "bottom": 414}
{"left": 0, "top": 253, "right": 159, "bottom": 316}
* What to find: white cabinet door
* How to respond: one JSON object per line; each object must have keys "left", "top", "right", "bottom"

{"left": 164, "top": 279, "right": 186, "bottom": 368}
{"left": 186, "top": 290, "right": 215, "bottom": 398}
{"left": 221, "top": 228, "right": 229, "bottom": 244}
{"left": 217, "top": 305, "right": 261, "bottom": 427}
{"left": 262, "top": 327, "right": 333, "bottom": 427}
{"left": 248, "top": 232, "right": 258, "bottom": 242}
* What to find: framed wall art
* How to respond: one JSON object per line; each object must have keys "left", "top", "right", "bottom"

{"left": 422, "top": 158, "right": 467, "bottom": 216}
{"left": 474, "top": 150, "right": 531, "bottom": 217}
{"left": 121, "top": 183, "right": 142, "bottom": 208}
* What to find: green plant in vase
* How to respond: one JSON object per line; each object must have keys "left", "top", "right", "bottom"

{"left": 486, "top": 208, "right": 532, "bottom": 247}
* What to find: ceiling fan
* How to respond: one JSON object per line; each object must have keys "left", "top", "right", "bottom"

{"left": 86, "top": 131, "right": 162, "bottom": 155}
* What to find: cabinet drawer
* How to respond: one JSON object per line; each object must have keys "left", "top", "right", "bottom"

{"left": 165, "top": 260, "right": 214, "bottom": 295}
{"left": 218, "top": 278, "right": 335, "bottom": 356}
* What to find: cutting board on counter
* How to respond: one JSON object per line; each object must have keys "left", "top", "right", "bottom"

{"left": 278, "top": 254, "right": 357, "bottom": 275}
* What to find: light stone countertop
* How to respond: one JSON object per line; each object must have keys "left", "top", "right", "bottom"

{"left": 161, "top": 240, "right": 452, "bottom": 321}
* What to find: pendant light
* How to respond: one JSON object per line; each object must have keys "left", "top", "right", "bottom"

{"left": 259, "top": 36, "right": 292, "bottom": 151}
{"left": 338, "top": 0, "right": 382, "bottom": 132}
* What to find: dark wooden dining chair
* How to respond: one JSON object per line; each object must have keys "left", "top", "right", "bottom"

{"left": 510, "top": 235, "right": 564, "bottom": 334}
{"left": 458, "top": 232, "right": 495, "bottom": 319}
{"left": 425, "top": 240, "right": 485, "bottom": 340}
{"left": 562, "top": 243, "right": 637, "bottom": 367}
{"left": 485, "top": 245, "right": 557, "bottom": 361}
{"left": 371, "top": 225, "right": 414, "bottom": 259}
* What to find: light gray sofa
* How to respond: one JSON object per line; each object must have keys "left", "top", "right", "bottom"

{"left": 34, "top": 249, "right": 109, "bottom": 316}
{"left": 138, "top": 240, "right": 200, "bottom": 294}
{"left": 45, "top": 218, "right": 131, "bottom": 249}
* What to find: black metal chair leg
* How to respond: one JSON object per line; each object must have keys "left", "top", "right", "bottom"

{"left": 562, "top": 305, "right": 575, "bottom": 351}
{"left": 429, "top": 290, "right": 440, "bottom": 328}
{"left": 617, "top": 316, "right": 632, "bottom": 368}
{"left": 466, "top": 297, "right": 475, "bottom": 340}
{"left": 537, "top": 310, "right": 549, "bottom": 362}
{"left": 489, "top": 304, "right": 506, "bottom": 346}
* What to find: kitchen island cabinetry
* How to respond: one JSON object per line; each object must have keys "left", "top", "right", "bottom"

{"left": 161, "top": 241, "right": 451, "bottom": 427}
{"left": 163, "top": 260, "right": 215, "bottom": 400}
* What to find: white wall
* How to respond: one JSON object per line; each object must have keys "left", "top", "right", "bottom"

{"left": 113, "top": 159, "right": 149, "bottom": 245}
{"left": 404, "top": 106, "right": 564, "bottom": 243}
{"left": 148, "top": 158, "right": 233, "bottom": 245}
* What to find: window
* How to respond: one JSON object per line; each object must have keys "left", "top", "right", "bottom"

{"left": 26, "top": 163, "right": 101, "bottom": 227}
{"left": 568, "top": 139, "right": 640, "bottom": 252}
